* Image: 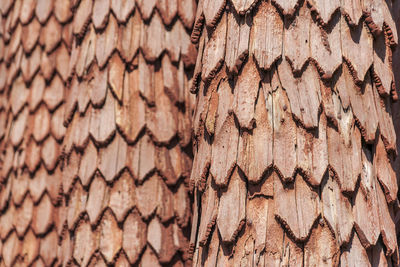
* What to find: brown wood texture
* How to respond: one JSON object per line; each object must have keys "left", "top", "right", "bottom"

{"left": 189, "top": 0, "right": 400, "bottom": 266}
{"left": 1, "top": 0, "right": 400, "bottom": 266}
{"left": 0, "top": 0, "right": 196, "bottom": 266}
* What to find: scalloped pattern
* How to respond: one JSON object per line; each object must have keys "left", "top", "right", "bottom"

{"left": 0, "top": 0, "right": 196, "bottom": 266}
{"left": 189, "top": 0, "right": 400, "bottom": 266}
{"left": 0, "top": 0, "right": 400, "bottom": 266}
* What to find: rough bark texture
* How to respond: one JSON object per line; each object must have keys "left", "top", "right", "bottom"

{"left": 189, "top": 0, "right": 400, "bottom": 266}
{"left": 0, "top": 0, "right": 196, "bottom": 266}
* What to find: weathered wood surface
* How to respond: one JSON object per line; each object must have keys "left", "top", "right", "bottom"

{"left": 190, "top": 1, "right": 400, "bottom": 266}
{"left": 1, "top": 0, "right": 400, "bottom": 266}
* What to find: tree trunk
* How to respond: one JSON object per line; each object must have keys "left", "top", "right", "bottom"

{"left": 188, "top": 1, "right": 400, "bottom": 266}
{"left": 0, "top": 0, "right": 196, "bottom": 266}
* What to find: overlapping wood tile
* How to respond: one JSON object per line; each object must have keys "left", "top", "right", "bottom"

{"left": 283, "top": 2, "right": 312, "bottom": 73}
{"left": 341, "top": 17, "right": 373, "bottom": 84}
{"left": 225, "top": 8, "right": 250, "bottom": 74}
{"left": 190, "top": 1, "right": 400, "bottom": 266}
{"left": 201, "top": 12, "right": 227, "bottom": 82}
{"left": 61, "top": 4, "right": 195, "bottom": 263}
{"left": 216, "top": 167, "right": 246, "bottom": 243}
{"left": 249, "top": 1, "right": 282, "bottom": 71}
{"left": 0, "top": 40, "right": 70, "bottom": 261}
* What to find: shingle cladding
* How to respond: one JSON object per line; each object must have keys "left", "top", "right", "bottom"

{"left": 0, "top": 0, "right": 196, "bottom": 265}
{"left": 1, "top": 0, "right": 400, "bottom": 266}
{"left": 189, "top": 0, "right": 400, "bottom": 266}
